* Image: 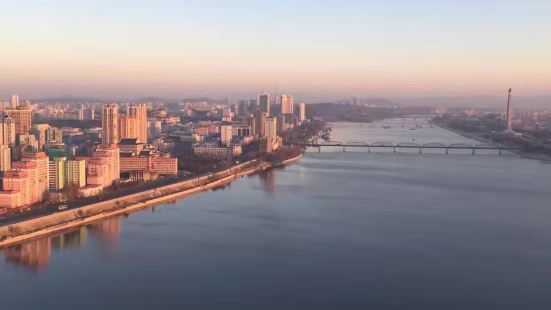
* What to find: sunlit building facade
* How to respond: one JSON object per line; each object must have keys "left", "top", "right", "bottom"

{"left": 127, "top": 103, "right": 148, "bottom": 143}
{"left": 5, "top": 107, "right": 32, "bottom": 135}
{"left": 102, "top": 104, "right": 119, "bottom": 145}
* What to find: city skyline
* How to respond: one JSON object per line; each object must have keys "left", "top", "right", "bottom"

{"left": 1, "top": 1, "right": 550, "bottom": 101}
{"left": 2, "top": 2, "right": 551, "bottom": 309}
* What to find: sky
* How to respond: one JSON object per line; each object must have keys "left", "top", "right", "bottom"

{"left": 1, "top": 0, "right": 550, "bottom": 102}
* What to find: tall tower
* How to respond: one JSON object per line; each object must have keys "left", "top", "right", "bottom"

{"left": 102, "top": 104, "right": 119, "bottom": 145}
{"left": 127, "top": 103, "right": 148, "bottom": 143}
{"left": 78, "top": 105, "right": 85, "bottom": 120}
{"left": 118, "top": 114, "right": 138, "bottom": 140}
{"left": 238, "top": 100, "right": 248, "bottom": 116}
{"left": 255, "top": 110, "right": 267, "bottom": 138}
{"left": 265, "top": 116, "right": 277, "bottom": 139}
{"left": 0, "top": 113, "right": 16, "bottom": 145}
{"left": 259, "top": 93, "right": 270, "bottom": 116}
{"left": 299, "top": 102, "right": 306, "bottom": 122}
{"left": 280, "top": 94, "right": 294, "bottom": 115}
{"left": 0, "top": 144, "right": 11, "bottom": 172}
{"left": 506, "top": 88, "right": 513, "bottom": 131}
{"left": 249, "top": 99, "right": 258, "bottom": 113}
{"left": 11, "top": 95, "right": 19, "bottom": 108}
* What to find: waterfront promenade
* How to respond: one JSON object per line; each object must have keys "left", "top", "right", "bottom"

{"left": 0, "top": 155, "right": 302, "bottom": 248}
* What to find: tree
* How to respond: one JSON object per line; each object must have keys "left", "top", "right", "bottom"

{"left": 61, "top": 183, "right": 81, "bottom": 202}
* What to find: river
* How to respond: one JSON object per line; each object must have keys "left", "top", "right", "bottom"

{"left": 2, "top": 119, "right": 551, "bottom": 310}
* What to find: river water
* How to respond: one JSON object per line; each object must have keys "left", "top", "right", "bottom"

{"left": 2, "top": 119, "right": 551, "bottom": 310}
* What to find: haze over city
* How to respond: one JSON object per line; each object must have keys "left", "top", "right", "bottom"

{"left": 1, "top": 0, "right": 551, "bottom": 102}
{"left": 2, "top": 2, "right": 551, "bottom": 310}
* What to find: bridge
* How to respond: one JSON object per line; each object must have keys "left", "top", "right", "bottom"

{"left": 302, "top": 141, "right": 522, "bottom": 155}
{"left": 360, "top": 117, "right": 435, "bottom": 128}
{"left": 363, "top": 122, "right": 433, "bottom": 127}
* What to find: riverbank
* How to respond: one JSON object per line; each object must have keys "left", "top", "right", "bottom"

{"left": 0, "top": 154, "right": 302, "bottom": 248}
{"left": 431, "top": 120, "right": 495, "bottom": 145}
{"left": 433, "top": 120, "right": 551, "bottom": 161}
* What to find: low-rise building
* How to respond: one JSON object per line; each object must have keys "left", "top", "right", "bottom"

{"left": 193, "top": 144, "right": 242, "bottom": 160}
{"left": 118, "top": 138, "right": 145, "bottom": 155}
{"left": 119, "top": 152, "right": 178, "bottom": 177}
{"left": 0, "top": 152, "right": 49, "bottom": 209}
{"left": 79, "top": 145, "right": 120, "bottom": 196}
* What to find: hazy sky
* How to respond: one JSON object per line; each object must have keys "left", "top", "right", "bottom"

{"left": 1, "top": 0, "right": 550, "bottom": 101}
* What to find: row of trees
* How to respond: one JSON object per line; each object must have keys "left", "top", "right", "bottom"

{"left": 280, "top": 120, "right": 325, "bottom": 145}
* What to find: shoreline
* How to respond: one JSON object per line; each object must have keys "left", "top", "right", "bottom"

{"left": 0, "top": 154, "right": 303, "bottom": 249}
{"left": 433, "top": 120, "right": 551, "bottom": 162}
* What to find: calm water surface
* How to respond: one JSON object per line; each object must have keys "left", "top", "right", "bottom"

{"left": 2, "top": 120, "right": 551, "bottom": 310}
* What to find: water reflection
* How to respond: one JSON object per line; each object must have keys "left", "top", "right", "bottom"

{"left": 3, "top": 216, "right": 121, "bottom": 271}
{"left": 259, "top": 170, "right": 276, "bottom": 194}
{"left": 51, "top": 227, "right": 88, "bottom": 249}
{"left": 4, "top": 238, "right": 51, "bottom": 271}
{"left": 89, "top": 217, "right": 121, "bottom": 248}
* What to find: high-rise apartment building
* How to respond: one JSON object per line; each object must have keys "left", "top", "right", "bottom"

{"left": 255, "top": 110, "right": 267, "bottom": 138}
{"left": 0, "top": 114, "right": 16, "bottom": 145}
{"left": 238, "top": 100, "right": 248, "bottom": 116}
{"left": 248, "top": 115, "right": 256, "bottom": 137}
{"left": 0, "top": 151, "right": 49, "bottom": 209}
{"left": 222, "top": 107, "right": 233, "bottom": 122}
{"left": 77, "top": 105, "right": 85, "bottom": 120}
{"left": 148, "top": 120, "right": 162, "bottom": 136}
{"left": 259, "top": 93, "right": 270, "bottom": 115}
{"left": 31, "top": 124, "right": 50, "bottom": 148}
{"left": 127, "top": 103, "right": 148, "bottom": 143}
{"left": 65, "top": 160, "right": 86, "bottom": 187}
{"left": 0, "top": 145, "right": 11, "bottom": 172}
{"left": 0, "top": 171, "right": 28, "bottom": 208}
{"left": 11, "top": 95, "right": 19, "bottom": 108}
{"left": 265, "top": 116, "right": 277, "bottom": 140}
{"left": 299, "top": 102, "right": 306, "bottom": 122}
{"left": 220, "top": 125, "right": 233, "bottom": 146}
{"left": 249, "top": 99, "right": 258, "bottom": 113}
{"left": 86, "top": 144, "right": 120, "bottom": 189}
{"left": 22, "top": 152, "right": 49, "bottom": 201}
{"left": 49, "top": 157, "right": 66, "bottom": 191}
{"left": 280, "top": 94, "right": 294, "bottom": 115}
{"left": 45, "top": 127, "right": 63, "bottom": 144}
{"left": 118, "top": 114, "right": 138, "bottom": 141}
{"left": 83, "top": 107, "right": 95, "bottom": 120}
{"left": 259, "top": 116, "right": 280, "bottom": 154}
{"left": 5, "top": 107, "right": 32, "bottom": 135}
{"left": 102, "top": 104, "right": 119, "bottom": 145}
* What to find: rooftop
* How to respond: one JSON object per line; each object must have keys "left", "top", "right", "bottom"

{"left": 119, "top": 138, "right": 141, "bottom": 145}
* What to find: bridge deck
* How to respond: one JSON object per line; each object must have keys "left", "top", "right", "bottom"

{"left": 301, "top": 144, "right": 521, "bottom": 150}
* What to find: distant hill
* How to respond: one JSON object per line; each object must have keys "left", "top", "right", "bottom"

{"left": 392, "top": 96, "right": 551, "bottom": 109}
{"left": 31, "top": 96, "right": 107, "bottom": 103}
{"left": 307, "top": 102, "right": 395, "bottom": 122}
